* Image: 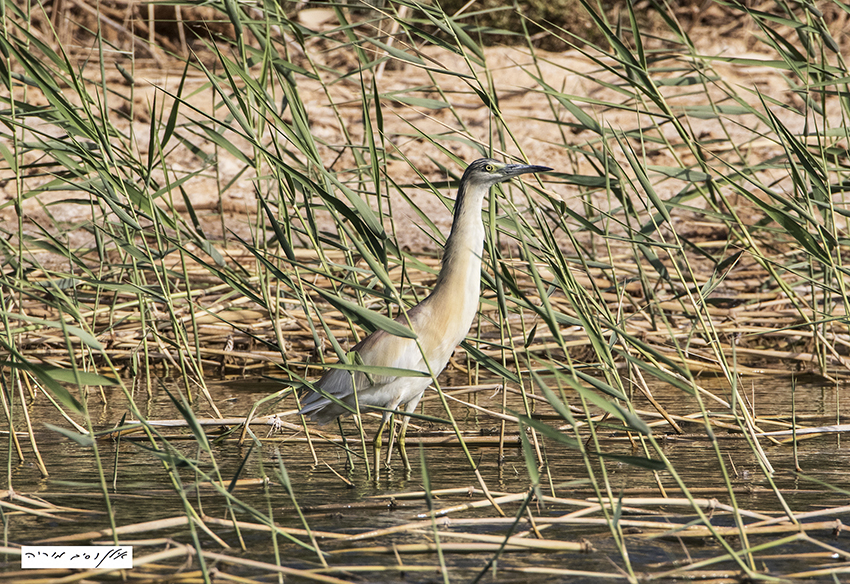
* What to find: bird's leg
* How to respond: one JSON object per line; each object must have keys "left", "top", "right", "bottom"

{"left": 373, "top": 413, "right": 390, "bottom": 476}
{"left": 385, "top": 412, "right": 406, "bottom": 468}
{"left": 394, "top": 394, "right": 424, "bottom": 473}
{"left": 397, "top": 415, "right": 412, "bottom": 473}
{"left": 385, "top": 412, "right": 406, "bottom": 469}
{"left": 386, "top": 414, "right": 398, "bottom": 465}
{"left": 338, "top": 418, "right": 354, "bottom": 472}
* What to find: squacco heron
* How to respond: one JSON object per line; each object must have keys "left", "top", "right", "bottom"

{"left": 299, "top": 158, "right": 552, "bottom": 472}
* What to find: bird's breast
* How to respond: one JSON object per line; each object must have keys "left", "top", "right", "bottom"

{"left": 415, "top": 267, "right": 481, "bottom": 367}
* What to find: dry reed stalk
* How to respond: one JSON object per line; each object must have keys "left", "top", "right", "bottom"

{"left": 736, "top": 504, "right": 850, "bottom": 529}
{"left": 0, "top": 500, "right": 73, "bottom": 522}
{"left": 369, "top": 486, "right": 510, "bottom": 499}
{"left": 200, "top": 550, "right": 357, "bottom": 584}
{"left": 35, "top": 515, "right": 191, "bottom": 543}
{"left": 417, "top": 383, "right": 504, "bottom": 401}
{"left": 410, "top": 529, "right": 588, "bottom": 550}
{"left": 418, "top": 491, "right": 534, "bottom": 518}
{"left": 630, "top": 365, "right": 683, "bottom": 433}
{"left": 341, "top": 518, "right": 448, "bottom": 542}
{"left": 371, "top": 488, "right": 597, "bottom": 511}
{"left": 655, "top": 519, "right": 844, "bottom": 539}
{"left": 345, "top": 514, "right": 787, "bottom": 536}
{"left": 200, "top": 515, "right": 348, "bottom": 540}
{"left": 510, "top": 566, "right": 629, "bottom": 579}
{"left": 442, "top": 393, "right": 519, "bottom": 422}
{"left": 785, "top": 568, "right": 850, "bottom": 579}
{"left": 0, "top": 491, "right": 98, "bottom": 515}
{"left": 593, "top": 497, "right": 774, "bottom": 520}
{"left": 331, "top": 542, "right": 571, "bottom": 553}
{"left": 258, "top": 434, "right": 524, "bottom": 446}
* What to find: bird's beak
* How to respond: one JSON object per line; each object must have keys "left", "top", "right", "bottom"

{"left": 500, "top": 163, "right": 552, "bottom": 180}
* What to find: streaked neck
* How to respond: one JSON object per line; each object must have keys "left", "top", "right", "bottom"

{"left": 433, "top": 180, "right": 487, "bottom": 299}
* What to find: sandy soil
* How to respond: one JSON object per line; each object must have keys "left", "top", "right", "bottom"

{"left": 2, "top": 4, "right": 847, "bottom": 261}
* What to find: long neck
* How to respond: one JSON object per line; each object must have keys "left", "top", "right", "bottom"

{"left": 431, "top": 180, "right": 488, "bottom": 307}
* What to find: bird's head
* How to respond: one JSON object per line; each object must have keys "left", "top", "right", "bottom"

{"left": 461, "top": 158, "right": 552, "bottom": 188}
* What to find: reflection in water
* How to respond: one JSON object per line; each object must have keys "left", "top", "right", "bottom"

{"left": 2, "top": 375, "right": 849, "bottom": 581}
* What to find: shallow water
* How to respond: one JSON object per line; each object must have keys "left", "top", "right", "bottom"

{"left": 2, "top": 374, "right": 850, "bottom": 581}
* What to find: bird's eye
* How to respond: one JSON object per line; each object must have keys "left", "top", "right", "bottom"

{"left": 485, "top": 164, "right": 495, "bottom": 172}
